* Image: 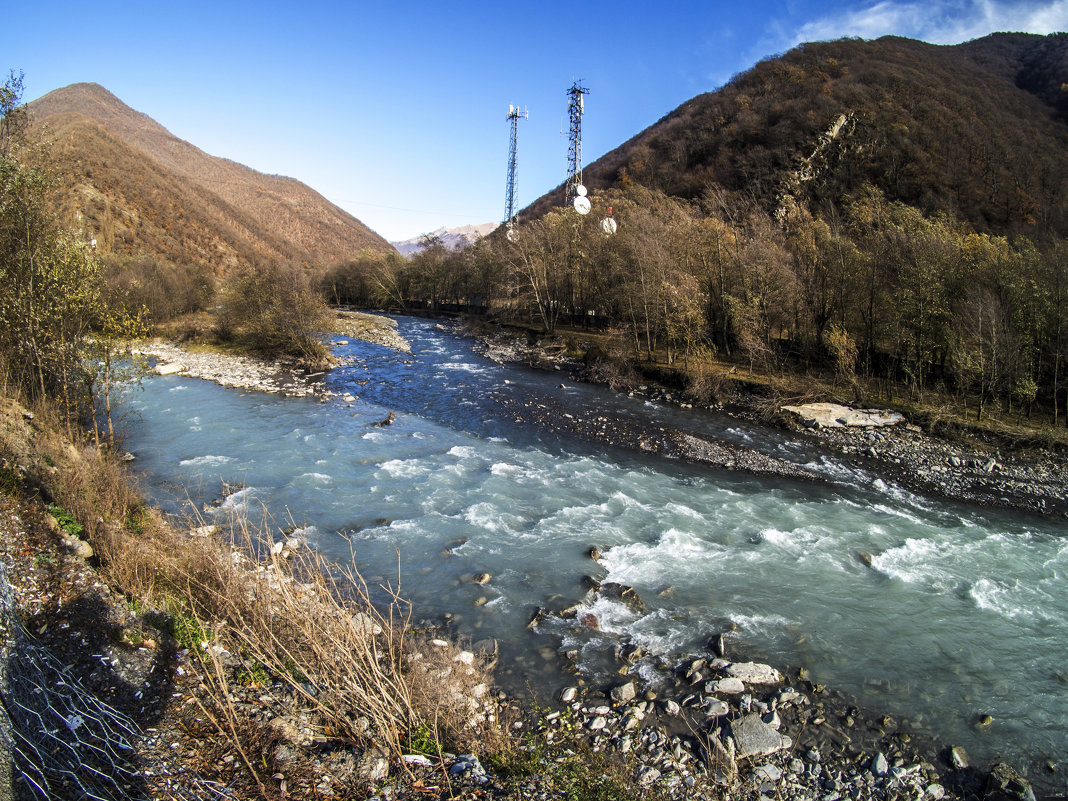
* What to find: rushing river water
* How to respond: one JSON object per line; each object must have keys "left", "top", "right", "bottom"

{"left": 117, "top": 317, "right": 1067, "bottom": 785}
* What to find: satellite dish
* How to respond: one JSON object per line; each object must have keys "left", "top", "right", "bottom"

{"left": 573, "top": 196, "right": 591, "bottom": 215}
{"left": 575, "top": 184, "right": 587, "bottom": 197}
{"left": 600, "top": 217, "right": 618, "bottom": 235}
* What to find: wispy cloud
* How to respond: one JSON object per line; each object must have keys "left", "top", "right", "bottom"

{"left": 789, "top": 0, "right": 1067, "bottom": 46}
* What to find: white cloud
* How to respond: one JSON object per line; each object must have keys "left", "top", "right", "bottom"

{"left": 789, "top": 0, "right": 1067, "bottom": 47}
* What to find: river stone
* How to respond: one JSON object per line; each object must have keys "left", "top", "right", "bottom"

{"left": 949, "top": 745, "right": 970, "bottom": 770}
{"left": 984, "top": 762, "right": 1036, "bottom": 801}
{"left": 731, "top": 714, "right": 791, "bottom": 758}
{"left": 709, "top": 632, "right": 726, "bottom": 657}
{"left": 663, "top": 699, "right": 681, "bottom": 716}
{"left": 357, "top": 749, "right": 390, "bottom": 782}
{"left": 703, "top": 698, "right": 730, "bottom": 717}
{"left": 638, "top": 766, "right": 662, "bottom": 785}
{"left": 350, "top": 612, "right": 383, "bottom": 637}
{"left": 449, "top": 754, "right": 488, "bottom": 785}
{"left": 611, "top": 681, "right": 637, "bottom": 704}
{"left": 727, "top": 661, "right": 783, "bottom": 685}
{"left": 599, "top": 582, "right": 647, "bottom": 613}
{"left": 269, "top": 717, "right": 302, "bottom": 745}
{"left": 781, "top": 402, "right": 904, "bottom": 428}
{"left": 559, "top": 686, "right": 579, "bottom": 703}
{"left": 708, "top": 677, "right": 745, "bottom": 694}
{"left": 63, "top": 535, "right": 93, "bottom": 559}
{"left": 871, "top": 752, "right": 889, "bottom": 776}
{"left": 705, "top": 734, "right": 737, "bottom": 786}
{"left": 527, "top": 607, "right": 547, "bottom": 629}
{"left": 589, "top": 716, "right": 608, "bottom": 731}
{"left": 755, "top": 763, "right": 783, "bottom": 782}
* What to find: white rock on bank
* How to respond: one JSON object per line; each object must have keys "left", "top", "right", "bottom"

{"left": 726, "top": 661, "right": 783, "bottom": 685}
{"left": 781, "top": 402, "right": 905, "bottom": 428}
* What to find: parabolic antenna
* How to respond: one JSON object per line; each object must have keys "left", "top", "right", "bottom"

{"left": 600, "top": 217, "right": 618, "bottom": 235}
{"left": 575, "top": 183, "right": 587, "bottom": 197}
{"left": 573, "top": 195, "right": 591, "bottom": 215}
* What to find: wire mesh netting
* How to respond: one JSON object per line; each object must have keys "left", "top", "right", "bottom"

{"left": 0, "top": 560, "right": 231, "bottom": 800}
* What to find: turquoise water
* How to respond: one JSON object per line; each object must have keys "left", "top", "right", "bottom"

{"left": 117, "top": 317, "right": 1067, "bottom": 785}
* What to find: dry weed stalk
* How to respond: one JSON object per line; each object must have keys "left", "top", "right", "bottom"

{"left": 159, "top": 503, "right": 499, "bottom": 770}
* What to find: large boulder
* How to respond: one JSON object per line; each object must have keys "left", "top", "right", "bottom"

{"left": 726, "top": 661, "right": 783, "bottom": 685}
{"left": 730, "top": 714, "right": 793, "bottom": 758}
{"left": 983, "top": 763, "right": 1036, "bottom": 801}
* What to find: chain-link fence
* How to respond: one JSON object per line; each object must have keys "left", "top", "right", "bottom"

{"left": 0, "top": 561, "right": 231, "bottom": 800}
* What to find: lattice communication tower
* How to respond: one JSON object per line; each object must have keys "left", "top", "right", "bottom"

{"left": 565, "top": 80, "right": 590, "bottom": 203}
{"left": 504, "top": 104, "right": 528, "bottom": 234}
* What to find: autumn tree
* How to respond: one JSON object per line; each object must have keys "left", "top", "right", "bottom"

{"left": 0, "top": 71, "right": 116, "bottom": 429}
{"left": 218, "top": 262, "right": 331, "bottom": 368}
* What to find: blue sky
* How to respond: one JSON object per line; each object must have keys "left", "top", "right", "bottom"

{"left": 8, "top": 0, "right": 1067, "bottom": 242}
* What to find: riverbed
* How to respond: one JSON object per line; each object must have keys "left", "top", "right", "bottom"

{"left": 118, "top": 316, "right": 1068, "bottom": 788}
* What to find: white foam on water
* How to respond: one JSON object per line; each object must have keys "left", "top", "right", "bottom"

{"left": 216, "top": 487, "right": 257, "bottom": 515}
{"left": 464, "top": 502, "right": 526, "bottom": 534}
{"left": 179, "top": 454, "right": 235, "bottom": 468}
{"left": 601, "top": 528, "right": 727, "bottom": 587}
{"left": 869, "top": 503, "right": 931, "bottom": 527}
{"left": 297, "top": 472, "right": 332, "bottom": 484}
{"left": 168, "top": 385, "right": 189, "bottom": 392}
{"left": 439, "top": 362, "right": 484, "bottom": 373}
{"left": 728, "top": 611, "right": 796, "bottom": 638}
{"left": 871, "top": 538, "right": 958, "bottom": 588}
{"left": 378, "top": 458, "right": 430, "bottom": 479}
{"left": 448, "top": 445, "right": 479, "bottom": 459}
{"left": 490, "top": 462, "right": 520, "bottom": 477}
{"left": 664, "top": 502, "right": 703, "bottom": 520}
{"left": 288, "top": 525, "right": 318, "bottom": 543}
{"left": 969, "top": 578, "right": 1036, "bottom": 621}
{"left": 361, "top": 431, "right": 386, "bottom": 442}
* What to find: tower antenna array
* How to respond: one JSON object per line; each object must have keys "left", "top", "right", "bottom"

{"left": 565, "top": 80, "right": 590, "bottom": 203}
{"left": 504, "top": 104, "right": 528, "bottom": 234}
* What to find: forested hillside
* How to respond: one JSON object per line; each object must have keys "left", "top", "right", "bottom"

{"left": 523, "top": 33, "right": 1068, "bottom": 241}
{"left": 329, "top": 33, "right": 1068, "bottom": 429}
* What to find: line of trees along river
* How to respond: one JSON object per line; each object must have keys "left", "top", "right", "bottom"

{"left": 320, "top": 183, "right": 1068, "bottom": 428}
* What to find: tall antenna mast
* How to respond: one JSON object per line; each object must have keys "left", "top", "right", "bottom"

{"left": 504, "top": 104, "right": 528, "bottom": 235}
{"left": 565, "top": 80, "right": 590, "bottom": 205}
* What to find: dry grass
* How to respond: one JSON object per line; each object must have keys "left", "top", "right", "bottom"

{"left": 1, "top": 393, "right": 501, "bottom": 793}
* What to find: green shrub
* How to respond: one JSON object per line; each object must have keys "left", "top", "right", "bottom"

{"left": 47, "top": 503, "right": 83, "bottom": 537}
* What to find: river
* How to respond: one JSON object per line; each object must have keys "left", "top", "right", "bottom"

{"left": 116, "top": 316, "right": 1067, "bottom": 786}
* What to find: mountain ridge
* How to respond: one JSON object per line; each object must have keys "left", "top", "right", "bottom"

{"left": 391, "top": 222, "right": 497, "bottom": 257}
{"left": 28, "top": 82, "right": 393, "bottom": 272}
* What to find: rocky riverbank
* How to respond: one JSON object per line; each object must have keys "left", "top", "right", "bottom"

{"left": 468, "top": 322, "right": 1068, "bottom": 521}
{"left": 135, "top": 310, "right": 412, "bottom": 399}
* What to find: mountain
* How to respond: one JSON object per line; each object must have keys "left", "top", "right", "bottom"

{"left": 391, "top": 222, "right": 497, "bottom": 257}
{"left": 27, "top": 83, "right": 393, "bottom": 273}
{"left": 522, "top": 33, "right": 1068, "bottom": 239}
